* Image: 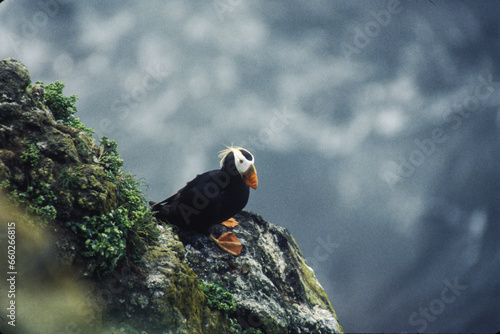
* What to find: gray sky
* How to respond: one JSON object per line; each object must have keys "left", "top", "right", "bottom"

{"left": 1, "top": 0, "right": 499, "bottom": 332}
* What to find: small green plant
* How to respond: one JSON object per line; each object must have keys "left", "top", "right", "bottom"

{"left": 0, "top": 180, "right": 10, "bottom": 190}
{"left": 74, "top": 135, "right": 92, "bottom": 160}
{"left": 199, "top": 281, "right": 263, "bottom": 333}
{"left": 20, "top": 140, "right": 40, "bottom": 167}
{"left": 67, "top": 173, "right": 157, "bottom": 271}
{"left": 23, "top": 182, "right": 57, "bottom": 220}
{"left": 43, "top": 80, "right": 77, "bottom": 120}
{"left": 66, "top": 140, "right": 157, "bottom": 272}
{"left": 96, "top": 136, "right": 124, "bottom": 173}
{"left": 228, "top": 319, "right": 264, "bottom": 334}
{"left": 69, "top": 212, "right": 127, "bottom": 270}
{"left": 42, "top": 81, "right": 94, "bottom": 135}
{"left": 57, "top": 166, "right": 81, "bottom": 189}
{"left": 3, "top": 180, "right": 57, "bottom": 225}
{"left": 11, "top": 80, "right": 159, "bottom": 274}
{"left": 199, "top": 281, "right": 236, "bottom": 314}
{"left": 64, "top": 165, "right": 157, "bottom": 272}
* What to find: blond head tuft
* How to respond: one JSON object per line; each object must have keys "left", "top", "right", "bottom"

{"left": 218, "top": 145, "right": 248, "bottom": 167}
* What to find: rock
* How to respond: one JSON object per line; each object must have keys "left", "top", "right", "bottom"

{"left": 36, "top": 126, "right": 81, "bottom": 164}
{"left": 0, "top": 58, "right": 343, "bottom": 334}
{"left": 0, "top": 58, "right": 30, "bottom": 103}
{"left": 0, "top": 58, "right": 116, "bottom": 221}
{"left": 100, "top": 224, "right": 228, "bottom": 334}
{"left": 71, "top": 164, "right": 117, "bottom": 214}
{"left": 178, "top": 211, "right": 343, "bottom": 334}
{"left": 0, "top": 57, "right": 233, "bottom": 333}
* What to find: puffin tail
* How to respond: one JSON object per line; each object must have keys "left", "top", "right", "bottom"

{"left": 150, "top": 190, "right": 181, "bottom": 212}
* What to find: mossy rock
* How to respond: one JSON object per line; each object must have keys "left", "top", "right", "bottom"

{"left": 73, "top": 165, "right": 117, "bottom": 214}
{"left": 0, "top": 101, "right": 24, "bottom": 126}
{"left": 37, "top": 126, "right": 81, "bottom": 164}
{"left": 179, "top": 211, "right": 343, "bottom": 334}
{"left": 106, "top": 225, "right": 229, "bottom": 333}
{"left": 29, "top": 156, "right": 55, "bottom": 184}
{"left": 0, "top": 159, "right": 10, "bottom": 180}
{"left": 144, "top": 227, "right": 207, "bottom": 329}
{"left": 55, "top": 187, "right": 74, "bottom": 219}
{"left": 0, "top": 57, "right": 30, "bottom": 103}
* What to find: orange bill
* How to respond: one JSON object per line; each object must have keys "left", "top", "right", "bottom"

{"left": 242, "top": 164, "right": 258, "bottom": 190}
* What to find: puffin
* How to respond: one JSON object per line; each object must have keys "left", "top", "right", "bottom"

{"left": 150, "top": 146, "right": 258, "bottom": 256}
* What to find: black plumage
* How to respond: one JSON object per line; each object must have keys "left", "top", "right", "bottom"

{"left": 151, "top": 149, "right": 254, "bottom": 235}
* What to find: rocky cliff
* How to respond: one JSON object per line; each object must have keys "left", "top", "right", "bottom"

{"left": 0, "top": 58, "right": 342, "bottom": 334}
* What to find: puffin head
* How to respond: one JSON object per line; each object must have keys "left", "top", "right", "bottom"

{"left": 219, "top": 146, "right": 258, "bottom": 190}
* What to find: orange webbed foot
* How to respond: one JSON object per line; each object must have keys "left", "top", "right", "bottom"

{"left": 221, "top": 217, "right": 239, "bottom": 228}
{"left": 210, "top": 232, "right": 243, "bottom": 256}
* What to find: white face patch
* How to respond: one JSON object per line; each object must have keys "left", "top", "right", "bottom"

{"left": 233, "top": 149, "right": 254, "bottom": 175}
{"left": 219, "top": 146, "right": 255, "bottom": 175}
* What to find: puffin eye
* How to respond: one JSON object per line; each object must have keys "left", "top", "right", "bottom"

{"left": 240, "top": 149, "right": 252, "bottom": 160}
{"left": 239, "top": 159, "right": 244, "bottom": 164}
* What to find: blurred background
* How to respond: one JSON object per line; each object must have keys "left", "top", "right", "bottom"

{"left": 1, "top": 0, "right": 499, "bottom": 332}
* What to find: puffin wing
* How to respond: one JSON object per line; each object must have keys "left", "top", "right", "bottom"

{"left": 151, "top": 170, "right": 225, "bottom": 224}
{"left": 151, "top": 169, "right": 218, "bottom": 210}
{"left": 177, "top": 170, "right": 225, "bottom": 214}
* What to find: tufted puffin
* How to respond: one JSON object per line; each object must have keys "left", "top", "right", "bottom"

{"left": 150, "top": 146, "right": 258, "bottom": 256}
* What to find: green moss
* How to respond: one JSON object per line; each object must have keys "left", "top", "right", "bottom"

{"left": 69, "top": 165, "right": 116, "bottom": 213}
{"left": 74, "top": 133, "right": 93, "bottom": 162}
{"left": 291, "top": 234, "right": 342, "bottom": 330}
{"left": 1, "top": 141, "right": 57, "bottom": 227}
{"left": 30, "top": 157, "right": 55, "bottom": 183}
{"left": 0, "top": 58, "right": 31, "bottom": 101}
{"left": 65, "top": 141, "right": 157, "bottom": 273}
{"left": 40, "top": 128, "right": 81, "bottom": 164}
{"left": 143, "top": 241, "right": 220, "bottom": 333}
